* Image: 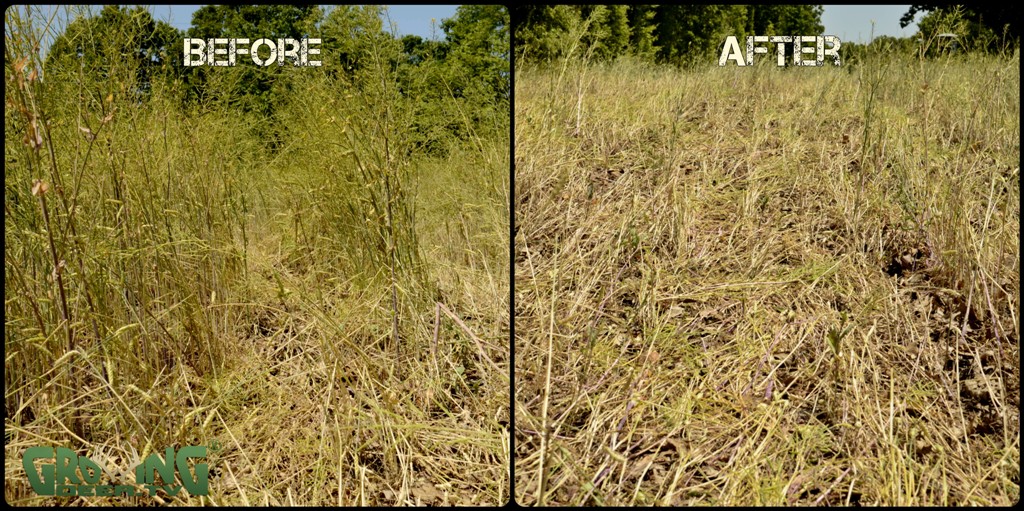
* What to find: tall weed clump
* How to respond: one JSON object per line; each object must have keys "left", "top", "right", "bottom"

{"left": 271, "top": 9, "right": 424, "bottom": 363}
{"left": 274, "top": 5, "right": 510, "bottom": 365}
{"left": 253, "top": 7, "right": 509, "bottom": 503}
{"left": 849, "top": 22, "right": 1020, "bottom": 339}
{"left": 5, "top": 6, "right": 249, "bottom": 451}
{"left": 8, "top": 5, "right": 510, "bottom": 505}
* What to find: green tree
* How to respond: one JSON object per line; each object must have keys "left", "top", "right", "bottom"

{"left": 179, "top": 5, "right": 324, "bottom": 151}
{"left": 511, "top": 4, "right": 826, "bottom": 65}
{"left": 901, "top": 4, "right": 1020, "bottom": 44}
{"left": 319, "top": 5, "right": 391, "bottom": 77}
{"left": 914, "top": 6, "right": 1010, "bottom": 54}
{"left": 603, "top": 5, "right": 631, "bottom": 58}
{"left": 512, "top": 5, "right": 582, "bottom": 62}
{"left": 746, "top": 5, "right": 825, "bottom": 64}
{"left": 441, "top": 5, "right": 509, "bottom": 101}
{"left": 626, "top": 5, "right": 659, "bottom": 60}
{"left": 747, "top": 5, "right": 824, "bottom": 35}
{"left": 399, "top": 34, "right": 446, "bottom": 67}
{"left": 184, "top": 5, "right": 323, "bottom": 117}
{"left": 839, "top": 40, "right": 867, "bottom": 67}
{"left": 189, "top": 4, "right": 320, "bottom": 39}
{"left": 44, "top": 5, "right": 181, "bottom": 106}
{"left": 513, "top": 5, "right": 637, "bottom": 63}
{"left": 653, "top": 5, "right": 747, "bottom": 66}
{"left": 575, "top": 5, "right": 631, "bottom": 60}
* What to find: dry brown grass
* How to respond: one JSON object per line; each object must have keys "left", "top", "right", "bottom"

{"left": 5, "top": 150, "right": 510, "bottom": 507}
{"left": 514, "top": 52, "right": 1018, "bottom": 505}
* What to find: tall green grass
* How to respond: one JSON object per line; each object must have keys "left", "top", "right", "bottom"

{"left": 6, "top": 6, "right": 508, "bottom": 505}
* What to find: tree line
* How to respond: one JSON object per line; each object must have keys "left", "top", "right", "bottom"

{"left": 41, "top": 5, "right": 509, "bottom": 154}
{"left": 513, "top": 5, "right": 1020, "bottom": 66}
{"left": 513, "top": 5, "right": 823, "bottom": 65}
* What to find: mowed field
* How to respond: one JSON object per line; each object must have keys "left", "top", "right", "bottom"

{"left": 514, "top": 52, "right": 1019, "bottom": 505}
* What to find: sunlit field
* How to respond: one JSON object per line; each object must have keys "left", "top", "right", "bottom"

{"left": 6, "top": 6, "right": 509, "bottom": 505}
{"left": 514, "top": 49, "right": 1018, "bottom": 505}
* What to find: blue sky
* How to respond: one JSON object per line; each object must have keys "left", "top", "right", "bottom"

{"left": 822, "top": 5, "right": 922, "bottom": 43}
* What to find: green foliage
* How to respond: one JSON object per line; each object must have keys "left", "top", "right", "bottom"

{"left": 514, "top": 4, "right": 827, "bottom": 66}
{"left": 43, "top": 6, "right": 181, "bottom": 106}
{"left": 514, "top": 5, "right": 646, "bottom": 62}
{"left": 872, "top": 35, "right": 917, "bottom": 56}
{"left": 915, "top": 6, "right": 1011, "bottom": 55}
{"left": 319, "top": 5, "right": 390, "bottom": 76}
{"left": 576, "top": 5, "right": 630, "bottom": 60}
{"left": 626, "top": 6, "right": 659, "bottom": 59}
{"left": 747, "top": 5, "right": 824, "bottom": 35}
{"left": 603, "top": 5, "right": 631, "bottom": 59}
{"left": 901, "top": 4, "right": 1020, "bottom": 43}
{"left": 826, "top": 311, "right": 854, "bottom": 357}
{"left": 838, "top": 40, "right": 866, "bottom": 66}
{"left": 440, "top": 5, "right": 510, "bottom": 102}
{"left": 513, "top": 5, "right": 640, "bottom": 62}
{"left": 39, "top": 5, "right": 507, "bottom": 158}
{"left": 653, "top": 5, "right": 749, "bottom": 66}
{"left": 513, "top": 5, "right": 580, "bottom": 62}
{"left": 181, "top": 5, "right": 323, "bottom": 144}
{"left": 400, "top": 34, "right": 446, "bottom": 66}
{"left": 391, "top": 6, "right": 508, "bottom": 156}
{"left": 742, "top": 5, "right": 825, "bottom": 64}
{"left": 188, "top": 4, "right": 321, "bottom": 39}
